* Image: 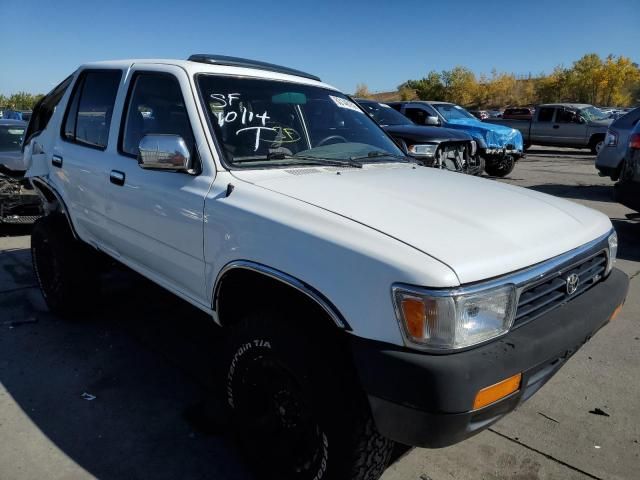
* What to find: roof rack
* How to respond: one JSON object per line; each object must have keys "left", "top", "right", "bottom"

{"left": 187, "top": 54, "right": 321, "bottom": 82}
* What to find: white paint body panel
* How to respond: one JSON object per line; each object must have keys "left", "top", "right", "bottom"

{"left": 232, "top": 164, "right": 612, "bottom": 284}
{"left": 24, "top": 58, "right": 614, "bottom": 346}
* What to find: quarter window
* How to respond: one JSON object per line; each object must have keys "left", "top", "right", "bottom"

{"left": 62, "top": 70, "right": 121, "bottom": 149}
{"left": 121, "top": 73, "right": 195, "bottom": 157}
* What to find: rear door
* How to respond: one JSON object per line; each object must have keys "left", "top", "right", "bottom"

{"left": 102, "top": 65, "right": 215, "bottom": 305}
{"left": 52, "top": 69, "right": 123, "bottom": 244}
{"left": 530, "top": 106, "right": 557, "bottom": 145}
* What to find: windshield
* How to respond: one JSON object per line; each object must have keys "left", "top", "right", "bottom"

{"left": 0, "top": 125, "right": 25, "bottom": 152}
{"left": 357, "top": 101, "right": 413, "bottom": 126}
{"left": 196, "top": 75, "right": 404, "bottom": 168}
{"left": 579, "top": 106, "right": 609, "bottom": 122}
{"left": 433, "top": 103, "right": 477, "bottom": 121}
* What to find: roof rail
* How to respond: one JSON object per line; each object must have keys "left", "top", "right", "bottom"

{"left": 187, "top": 54, "right": 321, "bottom": 82}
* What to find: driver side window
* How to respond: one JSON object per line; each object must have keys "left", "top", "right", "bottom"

{"left": 405, "top": 107, "right": 427, "bottom": 125}
{"left": 556, "top": 108, "right": 578, "bottom": 124}
{"left": 120, "top": 72, "right": 195, "bottom": 157}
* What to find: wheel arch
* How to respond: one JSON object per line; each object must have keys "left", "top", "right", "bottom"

{"left": 30, "top": 178, "right": 78, "bottom": 239}
{"left": 589, "top": 132, "right": 605, "bottom": 146}
{"left": 213, "top": 261, "right": 350, "bottom": 331}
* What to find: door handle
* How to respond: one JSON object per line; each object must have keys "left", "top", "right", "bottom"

{"left": 52, "top": 155, "right": 63, "bottom": 167}
{"left": 110, "top": 170, "right": 125, "bottom": 186}
{"left": 552, "top": 125, "right": 560, "bottom": 129}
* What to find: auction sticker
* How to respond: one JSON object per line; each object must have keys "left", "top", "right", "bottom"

{"left": 330, "top": 95, "right": 363, "bottom": 113}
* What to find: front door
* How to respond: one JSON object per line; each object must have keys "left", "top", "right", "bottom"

{"left": 103, "top": 66, "right": 215, "bottom": 305}
{"left": 552, "top": 107, "right": 587, "bottom": 147}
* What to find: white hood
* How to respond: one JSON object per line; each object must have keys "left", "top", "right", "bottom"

{"left": 232, "top": 164, "right": 612, "bottom": 284}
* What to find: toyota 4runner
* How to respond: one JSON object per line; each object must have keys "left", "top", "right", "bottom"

{"left": 23, "top": 55, "right": 628, "bottom": 480}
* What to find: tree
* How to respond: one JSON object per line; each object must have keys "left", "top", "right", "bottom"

{"left": 354, "top": 83, "right": 372, "bottom": 98}
{"left": 1, "top": 92, "right": 44, "bottom": 110}
{"left": 402, "top": 71, "right": 445, "bottom": 101}
{"left": 441, "top": 66, "right": 478, "bottom": 106}
{"left": 397, "top": 53, "right": 640, "bottom": 108}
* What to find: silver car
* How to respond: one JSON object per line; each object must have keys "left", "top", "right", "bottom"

{"left": 596, "top": 107, "right": 640, "bottom": 180}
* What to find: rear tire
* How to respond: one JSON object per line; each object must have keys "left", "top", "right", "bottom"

{"left": 31, "top": 214, "right": 101, "bottom": 316}
{"left": 484, "top": 155, "right": 515, "bottom": 177}
{"left": 222, "top": 311, "right": 394, "bottom": 480}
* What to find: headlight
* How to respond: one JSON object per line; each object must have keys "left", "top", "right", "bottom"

{"left": 393, "top": 284, "right": 517, "bottom": 350}
{"left": 407, "top": 144, "right": 437, "bottom": 157}
{"left": 606, "top": 231, "right": 618, "bottom": 275}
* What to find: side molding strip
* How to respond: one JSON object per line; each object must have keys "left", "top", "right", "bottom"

{"left": 214, "top": 260, "right": 350, "bottom": 330}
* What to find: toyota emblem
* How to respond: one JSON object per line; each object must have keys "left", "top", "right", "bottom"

{"left": 566, "top": 273, "right": 580, "bottom": 295}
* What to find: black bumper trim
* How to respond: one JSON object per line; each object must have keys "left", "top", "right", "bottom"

{"left": 351, "top": 268, "right": 629, "bottom": 448}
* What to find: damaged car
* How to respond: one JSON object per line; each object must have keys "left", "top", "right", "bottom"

{"left": 0, "top": 119, "right": 42, "bottom": 224}
{"left": 355, "top": 99, "right": 483, "bottom": 175}
{"left": 389, "top": 101, "right": 524, "bottom": 177}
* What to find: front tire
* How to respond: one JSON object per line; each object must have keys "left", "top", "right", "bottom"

{"left": 31, "top": 214, "right": 101, "bottom": 316}
{"left": 222, "top": 311, "right": 394, "bottom": 480}
{"left": 590, "top": 137, "right": 604, "bottom": 155}
{"left": 484, "top": 155, "right": 515, "bottom": 177}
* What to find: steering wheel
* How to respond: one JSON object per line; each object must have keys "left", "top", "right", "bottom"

{"left": 316, "top": 135, "right": 348, "bottom": 147}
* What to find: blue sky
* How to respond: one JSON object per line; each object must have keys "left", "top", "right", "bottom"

{"left": 1, "top": 0, "right": 638, "bottom": 96}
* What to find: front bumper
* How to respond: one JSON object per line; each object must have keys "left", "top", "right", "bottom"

{"left": 482, "top": 147, "right": 524, "bottom": 159}
{"left": 0, "top": 177, "right": 42, "bottom": 224}
{"left": 351, "top": 268, "right": 628, "bottom": 448}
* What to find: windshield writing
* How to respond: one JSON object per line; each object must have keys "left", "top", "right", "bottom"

{"left": 197, "top": 75, "right": 403, "bottom": 168}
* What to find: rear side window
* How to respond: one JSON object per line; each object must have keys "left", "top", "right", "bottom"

{"left": 537, "top": 107, "right": 555, "bottom": 122}
{"left": 23, "top": 75, "right": 73, "bottom": 147}
{"left": 62, "top": 70, "right": 121, "bottom": 149}
{"left": 120, "top": 72, "right": 195, "bottom": 157}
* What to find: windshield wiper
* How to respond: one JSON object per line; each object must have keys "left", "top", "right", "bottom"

{"left": 264, "top": 152, "right": 363, "bottom": 168}
{"left": 349, "top": 150, "right": 415, "bottom": 163}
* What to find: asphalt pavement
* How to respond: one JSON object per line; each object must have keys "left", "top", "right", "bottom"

{"left": 0, "top": 146, "right": 638, "bottom": 480}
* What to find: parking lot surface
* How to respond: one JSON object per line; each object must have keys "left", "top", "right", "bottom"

{"left": 1, "top": 147, "right": 639, "bottom": 480}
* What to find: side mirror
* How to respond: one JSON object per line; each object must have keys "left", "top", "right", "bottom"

{"left": 425, "top": 116, "right": 440, "bottom": 126}
{"left": 138, "top": 134, "right": 194, "bottom": 173}
{"left": 577, "top": 116, "right": 586, "bottom": 124}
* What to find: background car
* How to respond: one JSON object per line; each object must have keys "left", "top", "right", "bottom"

{"left": 356, "top": 99, "right": 483, "bottom": 174}
{"left": 596, "top": 107, "right": 640, "bottom": 180}
{"left": 0, "top": 119, "right": 42, "bottom": 223}
{"left": 502, "top": 107, "right": 535, "bottom": 120}
{"left": 470, "top": 110, "right": 489, "bottom": 120}
{"left": 388, "top": 101, "right": 523, "bottom": 177}
{"left": 613, "top": 120, "right": 640, "bottom": 212}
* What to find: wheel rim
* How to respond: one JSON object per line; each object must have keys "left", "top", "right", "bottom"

{"left": 233, "top": 353, "right": 327, "bottom": 475}
{"left": 595, "top": 141, "right": 604, "bottom": 155}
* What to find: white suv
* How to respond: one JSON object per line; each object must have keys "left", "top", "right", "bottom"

{"left": 23, "top": 55, "right": 628, "bottom": 480}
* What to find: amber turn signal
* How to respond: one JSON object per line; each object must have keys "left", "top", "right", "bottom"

{"left": 609, "top": 303, "right": 623, "bottom": 321}
{"left": 473, "top": 373, "right": 522, "bottom": 410}
{"left": 400, "top": 297, "right": 426, "bottom": 339}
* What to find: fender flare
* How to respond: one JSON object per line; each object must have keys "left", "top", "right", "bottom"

{"left": 30, "top": 177, "right": 78, "bottom": 239}
{"left": 213, "top": 260, "right": 350, "bottom": 330}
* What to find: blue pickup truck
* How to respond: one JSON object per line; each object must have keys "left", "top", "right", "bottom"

{"left": 388, "top": 101, "right": 524, "bottom": 177}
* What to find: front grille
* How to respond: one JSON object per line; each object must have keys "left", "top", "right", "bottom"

{"left": 514, "top": 251, "right": 607, "bottom": 327}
